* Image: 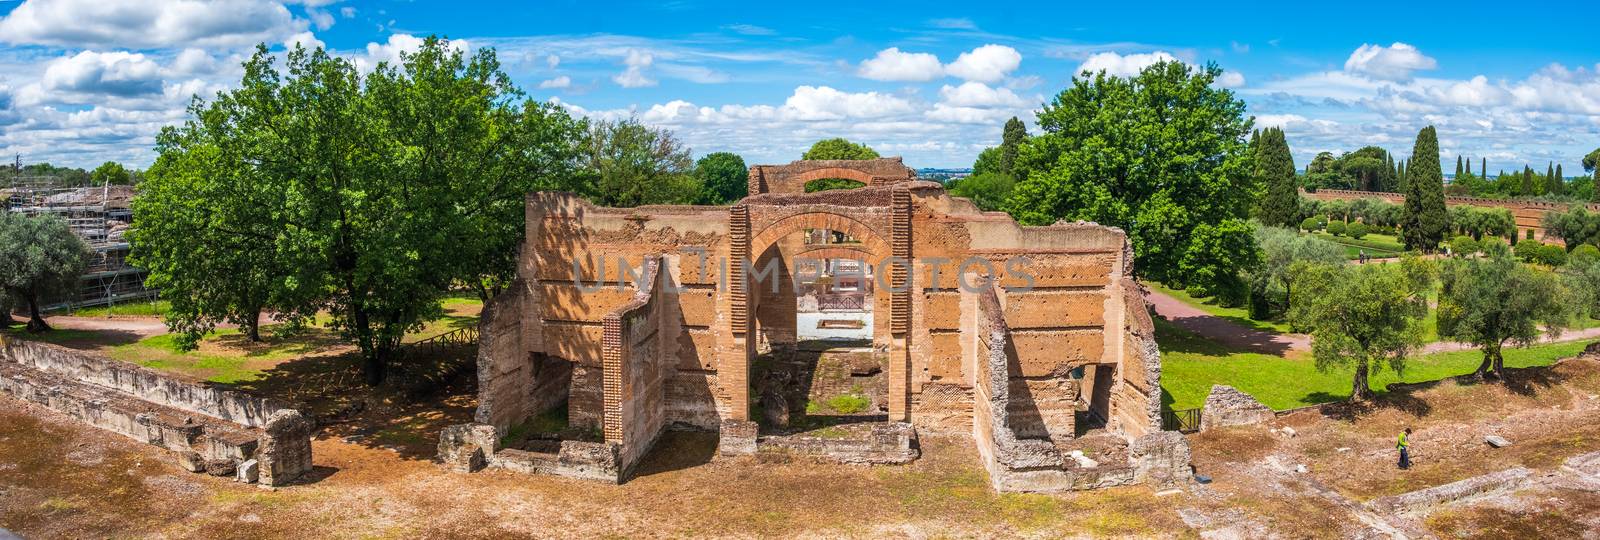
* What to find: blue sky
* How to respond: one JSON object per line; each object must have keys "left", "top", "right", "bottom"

{"left": 1, "top": 0, "right": 1597, "bottom": 174}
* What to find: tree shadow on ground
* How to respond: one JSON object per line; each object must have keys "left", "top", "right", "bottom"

{"left": 1, "top": 327, "right": 146, "bottom": 349}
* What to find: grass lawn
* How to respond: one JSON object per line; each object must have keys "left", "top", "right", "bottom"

{"left": 105, "top": 326, "right": 347, "bottom": 384}
{"left": 1312, "top": 231, "right": 1404, "bottom": 258}
{"left": 56, "top": 300, "right": 171, "bottom": 318}
{"left": 1147, "top": 282, "right": 1292, "bottom": 334}
{"left": 1158, "top": 317, "right": 1593, "bottom": 411}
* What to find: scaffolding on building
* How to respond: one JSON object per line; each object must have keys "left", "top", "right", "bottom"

{"left": 3, "top": 175, "right": 155, "bottom": 311}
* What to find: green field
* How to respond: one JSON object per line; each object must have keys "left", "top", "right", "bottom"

{"left": 1157, "top": 318, "right": 1592, "bottom": 410}
{"left": 56, "top": 300, "right": 172, "bottom": 318}
{"left": 1312, "top": 231, "right": 1404, "bottom": 258}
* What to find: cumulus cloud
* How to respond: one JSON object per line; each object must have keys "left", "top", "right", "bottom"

{"left": 945, "top": 44, "right": 1021, "bottom": 83}
{"left": 937, "top": 82, "right": 1029, "bottom": 108}
{"left": 783, "top": 86, "right": 914, "bottom": 120}
{"left": 42, "top": 51, "right": 164, "bottom": 98}
{"left": 1076, "top": 51, "right": 1179, "bottom": 77}
{"left": 1216, "top": 71, "right": 1246, "bottom": 88}
{"left": 0, "top": 0, "right": 306, "bottom": 49}
{"left": 539, "top": 76, "right": 571, "bottom": 89}
{"left": 613, "top": 49, "right": 656, "bottom": 88}
{"left": 168, "top": 48, "right": 220, "bottom": 76}
{"left": 1343, "top": 43, "right": 1437, "bottom": 81}
{"left": 354, "top": 34, "right": 470, "bottom": 72}
{"left": 857, "top": 48, "right": 944, "bottom": 82}
{"left": 284, "top": 31, "right": 324, "bottom": 51}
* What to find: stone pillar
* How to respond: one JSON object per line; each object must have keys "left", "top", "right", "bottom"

{"left": 256, "top": 409, "right": 313, "bottom": 486}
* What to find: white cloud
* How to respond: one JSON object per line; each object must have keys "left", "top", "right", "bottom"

{"left": 945, "top": 44, "right": 1021, "bottom": 83}
{"left": 168, "top": 48, "right": 219, "bottom": 76}
{"left": 0, "top": 0, "right": 306, "bottom": 49}
{"left": 1216, "top": 71, "right": 1246, "bottom": 88}
{"left": 937, "top": 82, "right": 1028, "bottom": 108}
{"left": 284, "top": 31, "right": 324, "bottom": 51}
{"left": 613, "top": 49, "right": 656, "bottom": 88}
{"left": 306, "top": 7, "right": 334, "bottom": 31}
{"left": 355, "top": 34, "right": 469, "bottom": 72}
{"left": 340, "top": 6, "right": 356, "bottom": 18}
{"left": 538, "top": 76, "right": 571, "bottom": 89}
{"left": 41, "top": 51, "right": 164, "bottom": 98}
{"left": 857, "top": 48, "right": 944, "bottom": 82}
{"left": 1343, "top": 43, "right": 1437, "bottom": 81}
{"left": 1076, "top": 51, "right": 1178, "bottom": 77}
{"left": 546, "top": 54, "right": 560, "bottom": 69}
{"left": 783, "top": 86, "right": 914, "bottom": 120}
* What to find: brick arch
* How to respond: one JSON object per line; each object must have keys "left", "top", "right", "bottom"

{"left": 786, "top": 168, "right": 874, "bottom": 192}
{"left": 749, "top": 211, "right": 892, "bottom": 264}
{"left": 791, "top": 244, "right": 879, "bottom": 262}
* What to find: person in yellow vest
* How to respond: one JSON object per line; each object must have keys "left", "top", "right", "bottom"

{"left": 1397, "top": 427, "right": 1412, "bottom": 469}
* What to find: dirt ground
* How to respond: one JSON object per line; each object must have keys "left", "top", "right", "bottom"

{"left": 8, "top": 337, "right": 1600, "bottom": 538}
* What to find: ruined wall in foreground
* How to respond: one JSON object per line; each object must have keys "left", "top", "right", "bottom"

{"left": 0, "top": 337, "right": 313, "bottom": 486}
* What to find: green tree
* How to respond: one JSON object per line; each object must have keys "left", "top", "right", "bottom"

{"left": 999, "top": 116, "right": 1027, "bottom": 177}
{"left": 1587, "top": 148, "right": 1600, "bottom": 202}
{"left": 802, "top": 138, "right": 879, "bottom": 160}
{"left": 133, "top": 39, "right": 588, "bottom": 385}
{"left": 1547, "top": 162, "right": 1562, "bottom": 196}
{"left": 1256, "top": 127, "right": 1299, "bottom": 227}
{"left": 584, "top": 118, "right": 698, "bottom": 207}
{"left": 946, "top": 172, "right": 1014, "bottom": 212}
{"left": 1543, "top": 205, "right": 1600, "bottom": 248}
{"left": 1400, "top": 126, "right": 1447, "bottom": 252}
{"left": 90, "top": 161, "right": 132, "bottom": 185}
{"left": 692, "top": 152, "right": 747, "bottom": 205}
{"left": 971, "top": 146, "right": 1003, "bottom": 176}
{"left": 1246, "top": 225, "right": 1345, "bottom": 320}
{"left": 1008, "top": 61, "right": 1258, "bottom": 295}
{"left": 1288, "top": 257, "right": 1432, "bottom": 401}
{"left": 1437, "top": 245, "right": 1571, "bottom": 380}
{"left": 0, "top": 213, "right": 91, "bottom": 332}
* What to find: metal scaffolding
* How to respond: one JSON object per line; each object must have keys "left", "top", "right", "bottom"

{"left": 3, "top": 175, "right": 155, "bottom": 311}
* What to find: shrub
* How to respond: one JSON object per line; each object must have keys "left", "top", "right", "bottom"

{"left": 1526, "top": 228, "right": 1536, "bottom": 240}
{"left": 1514, "top": 239, "right": 1544, "bottom": 262}
{"left": 1538, "top": 244, "right": 1568, "bottom": 266}
{"left": 1300, "top": 216, "right": 1321, "bottom": 232}
{"left": 1346, "top": 222, "right": 1368, "bottom": 239}
{"left": 1327, "top": 221, "right": 1346, "bottom": 236}
{"left": 1449, "top": 235, "right": 1479, "bottom": 256}
{"left": 1571, "top": 244, "right": 1600, "bottom": 268}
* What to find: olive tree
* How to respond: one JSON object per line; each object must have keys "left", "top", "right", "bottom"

{"left": 0, "top": 213, "right": 91, "bottom": 332}
{"left": 1438, "top": 244, "right": 1573, "bottom": 380}
{"left": 1288, "top": 256, "right": 1433, "bottom": 400}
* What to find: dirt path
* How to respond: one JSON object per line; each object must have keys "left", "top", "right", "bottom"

{"left": 1143, "top": 288, "right": 1310, "bottom": 356}
{"left": 38, "top": 316, "right": 168, "bottom": 337}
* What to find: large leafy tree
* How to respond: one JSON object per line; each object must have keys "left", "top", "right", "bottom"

{"left": 1288, "top": 257, "right": 1433, "bottom": 401}
{"left": 1246, "top": 225, "right": 1345, "bottom": 321}
{"left": 0, "top": 213, "right": 91, "bottom": 332}
{"left": 583, "top": 118, "right": 698, "bottom": 207}
{"left": 947, "top": 172, "right": 1014, "bottom": 212}
{"left": 90, "top": 161, "right": 132, "bottom": 185}
{"left": 132, "top": 39, "right": 587, "bottom": 385}
{"left": 1400, "top": 126, "right": 1448, "bottom": 252}
{"left": 1008, "top": 61, "right": 1259, "bottom": 297}
{"left": 1438, "top": 244, "right": 1572, "bottom": 381}
{"left": 1256, "top": 127, "right": 1299, "bottom": 227}
{"left": 802, "top": 138, "right": 879, "bottom": 160}
{"left": 693, "top": 152, "right": 747, "bottom": 205}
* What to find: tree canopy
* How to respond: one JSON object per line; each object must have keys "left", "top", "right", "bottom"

{"left": 131, "top": 38, "right": 589, "bottom": 385}
{"left": 583, "top": 118, "right": 698, "bottom": 207}
{"left": 1288, "top": 257, "right": 1433, "bottom": 400}
{"left": 1437, "top": 243, "right": 1572, "bottom": 380}
{"left": 90, "top": 161, "right": 133, "bottom": 185}
{"left": 0, "top": 212, "right": 91, "bottom": 332}
{"left": 693, "top": 152, "right": 747, "bottom": 205}
{"left": 802, "top": 138, "right": 879, "bottom": 160}
{"left": 1007, "top": 61, "right": 1258, "bottom": 298}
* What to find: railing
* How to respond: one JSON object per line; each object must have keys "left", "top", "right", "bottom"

{"left": 390, "top": 326, "right": 480, "bottom": 399}
{"left": 1161, "top": 407, "right": 1202, "bottom": 433}
{"left": 817, "top": 293, "right": 866, "bottom": 311}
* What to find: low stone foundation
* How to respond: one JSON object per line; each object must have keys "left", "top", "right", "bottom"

{"left": 439, "top": 422, "right": 627, "bottom": 483}
{"left": 1368, "top": 467, "right": 1532, "bottom": 515}
{"left": 757, "top": 422, "right": 918, "bottom": 464}
{"left": 1200, "top": 385, "right": 1275, "bottom": 431}
{"left": 0, "top": 337, "right": 313, "bottom": 486}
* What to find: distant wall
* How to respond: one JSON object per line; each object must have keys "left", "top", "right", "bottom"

{"left": 1304, "top": 188, "right": 1596, "bottom": 244}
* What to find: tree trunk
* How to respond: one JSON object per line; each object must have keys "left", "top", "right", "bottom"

{"left": 1473, "top": 349, "right": 1494, "bottom": 379}
{"left": 1350, "top": 360, "right": 1373, "bottom": 401}
{"left": 1491, "top": 348, "right": 1508, "bottom": 382}
{"left": 24, "top": 293, "right": 50, "bottom": 333}
{"left": 353, "top": 306, "right": 386, "bottom": 386}
{"left": 246, "top": 310, "right": 262, "bottom": 342}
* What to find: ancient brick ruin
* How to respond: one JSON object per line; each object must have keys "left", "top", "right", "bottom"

{"left": 441, "top": 158, "right": 1189, "bottom": 490}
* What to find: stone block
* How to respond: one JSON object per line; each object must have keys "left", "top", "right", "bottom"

{"left": 175, "top": 451, "right": 205, "bottom": 473}
{"left": 257, "top": 410, "right": 314, "bottom": 486}
{"left": 1484, "top": 435, "right": 1512, "bottom": 448}
{"left": 1199, "top": 385, "right": 1275, "bottom": 432}
{"left": 236, "top": 459, "right": 259, "bottom": 483}
{"left": 204, "top": 458, "right": 236, "bottom": 477}
{"left": 438, "top": 423, "right": 499, "bottom": 473}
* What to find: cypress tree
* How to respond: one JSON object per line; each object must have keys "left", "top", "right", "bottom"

{"left": 1257, "top": 128, "right": 1299, "bottom": 227}
{"left": 999, "top": 116, "right": 1027, "bottom": 178}
{"left": 1481, "top": 157, "right": 1486, "bottom": 180}
{"left": 1548, "top": 162, "right": 1560, "bottom": 195}
{"left": 1398, "top": 158, "right": 1408, "bottom": 193}
{"left": 1401, "top": 126, "right": 1447, "bottom": 252}
{"left": 1522, "top": 165, "right": 1535, "bottom": 196}
{"left": 1557, "top": 163, "right": 1565, "bottom": 194}
{"left": 1455, "top": 156, "right": 1464, "bottom": 180}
